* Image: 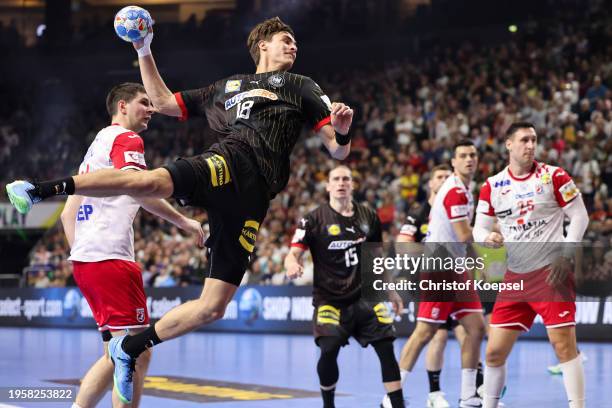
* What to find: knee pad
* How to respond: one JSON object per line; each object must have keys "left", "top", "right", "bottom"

{"left": 372, "top": 339, "right": 401, "bottom": 383}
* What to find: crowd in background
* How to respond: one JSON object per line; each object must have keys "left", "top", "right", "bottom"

{"left": 1, "top": 0, "right": 610, "bottom": 290}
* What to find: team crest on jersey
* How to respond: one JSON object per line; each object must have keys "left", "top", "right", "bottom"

{"left": 268, "top": 73, "right": 285, "bottom": 88}
{"left": 536, "top": 184, "right": 544, "bottom": 194}
{"left": 136, "top": 308, "right": 145, "bottom": 323}
{"left": 224, "top": 80, "right": 242, "bottom": 93}
{"left": 431, "top": 307, "right": 440, "bottom": 319}
{"left": 327, "top": 224, "right": 341, "bottom": 236}
{"left": 559, "top": 180, "right": 579, "bottom": 202}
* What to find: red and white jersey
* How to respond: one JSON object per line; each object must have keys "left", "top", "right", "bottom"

{"left": 477, "top": 161, "right": 580, "bottom": 272}
{"left": 69, "top": 124, "right": 147, "bottom": 262}
{"left": 426, "top": 173, "right": 474, "bottom": 244}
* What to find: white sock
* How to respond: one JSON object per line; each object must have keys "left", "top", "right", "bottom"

{"left": 560, "top": 354, "right": 585, "bottom": 408}
{"left": 461, "top": 368, "right": 477, "bottom": 400}
{"left": 71, "top": 404, "right": 83, "bottom": 408}
{"left": 381, "top": 369, "right": 409, "bottom": 408}
{"left": 400, "top": 368, "right": 409, "bottom": 386}
{"left": 483, "top": 364, "right": 506, "bottom": 408}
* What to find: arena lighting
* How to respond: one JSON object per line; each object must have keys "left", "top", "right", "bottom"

{"left": 36, "top": 23, "right": 46, "bottom": 37}
{"left": 508, "top": 24, "right": 518, "bottom": 33}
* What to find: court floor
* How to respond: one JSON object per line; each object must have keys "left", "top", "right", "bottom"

{"left": 0, "top": 328, "right": 610, "bottom": 407}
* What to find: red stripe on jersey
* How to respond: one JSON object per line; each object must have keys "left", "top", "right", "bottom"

{"left": 313, "top": 116, "right": 331, "bottom": 132}
{"left": 291, "top": 243, "right": 308, "bottom": 250}
{"left": 174, "top": 92, "right": 188, "bottom": 122}
{"left": 110, "top": 132, "right": 146, "bottom": 170}
{"left": 477, "top": 181, "right": 495, "bottom": 216}
{"left": 508, "top": 162, "right": 536, "bottom": 181}
{"left": 552, "top": 167, "right": 578, "bottom": 207}
{"left": 443, "top": 187, "right": 469, "bottom": 220}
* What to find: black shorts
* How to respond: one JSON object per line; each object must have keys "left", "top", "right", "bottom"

{"left": 313, "top": 299, "right": 396, "bottom": 348}
{"left": 163, "top": 147, "right": 270, "bottom": 286}
{"left": 439, "top": 316, "right": 459, "bottom": 331}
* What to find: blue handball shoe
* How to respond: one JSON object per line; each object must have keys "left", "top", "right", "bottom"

{"left": 5, "top": 180, "right": 39, "bottom": 214}
{"left": 108, "top": 335, "right": 135, "bottom": 404}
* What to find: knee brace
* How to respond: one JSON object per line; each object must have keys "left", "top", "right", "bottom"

{"left": 317, "top": 336, "right": 343, "bottom": 387}
{"left": 372, "top": 338, "right": 401, "bottom": 383}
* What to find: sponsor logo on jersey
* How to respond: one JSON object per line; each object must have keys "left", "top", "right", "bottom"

{"left": 224, "top": 79, "right": 242, "bottom": 93}
{"left": 77, "top": 204, "right": 93, "bottom": 221}
{"left": 346, "top": 226, "right": 356, "bottom": 233}
{"left": 509, "top": 219, "right": 547, "bottom": 232}
{"left": 328, "top": 240, "right": 356, "bottom": 250}
{"left": 420, "top": 224, "right": 428, "bottom": 235}
{"left": 205, "top": 154, "right": 231, "bottom": 187}
{"left": 268, "top": 73, "right": 285, "bottom": 88}
{"left": 374, "top": 303, "right": 393, "bottom": 324}
{"left": 124, "top": 151, "right": 146, "bottom": 166}
{"left": 494, "top": 179, "right": 510, "bottom": 188}
{"left": 239, "top": 220, "right": 260, "bottom": 253}
{"left": 327, "top": 224, "right": 341, "bottom": 236}
{"left": 515, "top": 191, "right": 535, "bottom": 199}
{"left": 559, "top": 180, "right": 579, "bottom": 202}
{"left": 495, "top": 209, "right": 512, "bottom": 218}
{"left": 501, "top": 189, "right": 511, "bottom": 195}
{"left": 450, "top": 204, "right": 468, "bottom": 218}
{"left": 541, "top": 173, "right": 552, "bottom": 184}
{"left": 224, "top": 89, "right": 278, "bottom": 110}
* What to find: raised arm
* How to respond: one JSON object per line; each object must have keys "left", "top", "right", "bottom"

{"left": 318, "top": 102, "right": 353, "bottom": 160}
{"left": 133, "top": 33, "right": 182, "bottom": 117}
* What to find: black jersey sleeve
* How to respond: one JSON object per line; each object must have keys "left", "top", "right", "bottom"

{"left": 301, "top": 77, "right": 332, "bottom": 131}
{"left": 174, "top": 83, "right": 216, "bottom": 121}
{"left": 290, "top": 215, "right": 313, "bottom": 249}
{"left": 368, "top": 211, "right": 383, "bottom": 242}
{"left": 399, "top": 204, "right": 421, "bottom": 239}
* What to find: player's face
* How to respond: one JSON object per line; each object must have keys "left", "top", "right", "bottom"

{"left": 125, "top": 92, "right": 154, "bottom": 132}
{"left": 451, "top": 146, "right": 478, "bottom": 179}
{"left": 326, "top": 168, "right": 353, "bottom": 200}
{"left": 429, "top": 169, "right": 452, "bottom": 194}
{"left": 262, "top": 31, "right": 297, "bottom": 70}
{"left": 507, "top": 127, "right": 537, "bottom": 166}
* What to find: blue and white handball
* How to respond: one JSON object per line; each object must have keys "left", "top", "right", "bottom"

{"left": 114, "top": 6, "right": 152, "bottom": 42}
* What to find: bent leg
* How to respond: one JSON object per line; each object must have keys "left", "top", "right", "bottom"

{"left": 399, "top": 321, "right": 439, "bottom": 371}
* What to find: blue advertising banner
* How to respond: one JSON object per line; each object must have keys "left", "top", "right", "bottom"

{"left": 0, "top": 287, "right": 610, "bottom": 341}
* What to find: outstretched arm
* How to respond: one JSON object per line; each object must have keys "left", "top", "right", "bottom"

{"left": 136, "top": 197, "right": 205, "bottom": 247}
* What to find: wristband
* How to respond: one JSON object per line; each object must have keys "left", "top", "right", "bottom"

{"left": 335, "top": 131, "right": 351, "bottom": 146}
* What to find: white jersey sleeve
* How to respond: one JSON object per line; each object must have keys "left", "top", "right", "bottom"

{"left": 69, "top": 125, "right": 146, "bottom": 262}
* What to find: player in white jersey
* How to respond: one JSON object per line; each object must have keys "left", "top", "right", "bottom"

{"left": 61, "top": 83, "right": 204, "bottom": 408}
{"left": 387, "top": 141, "right": 485, "bottom": 408}
{"left": 474, "top": 122, "right": 589, "bottom": 408}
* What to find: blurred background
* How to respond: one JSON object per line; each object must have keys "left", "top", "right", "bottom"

{"left": 0, "top": 0, "right": 609, "bottom": 296}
